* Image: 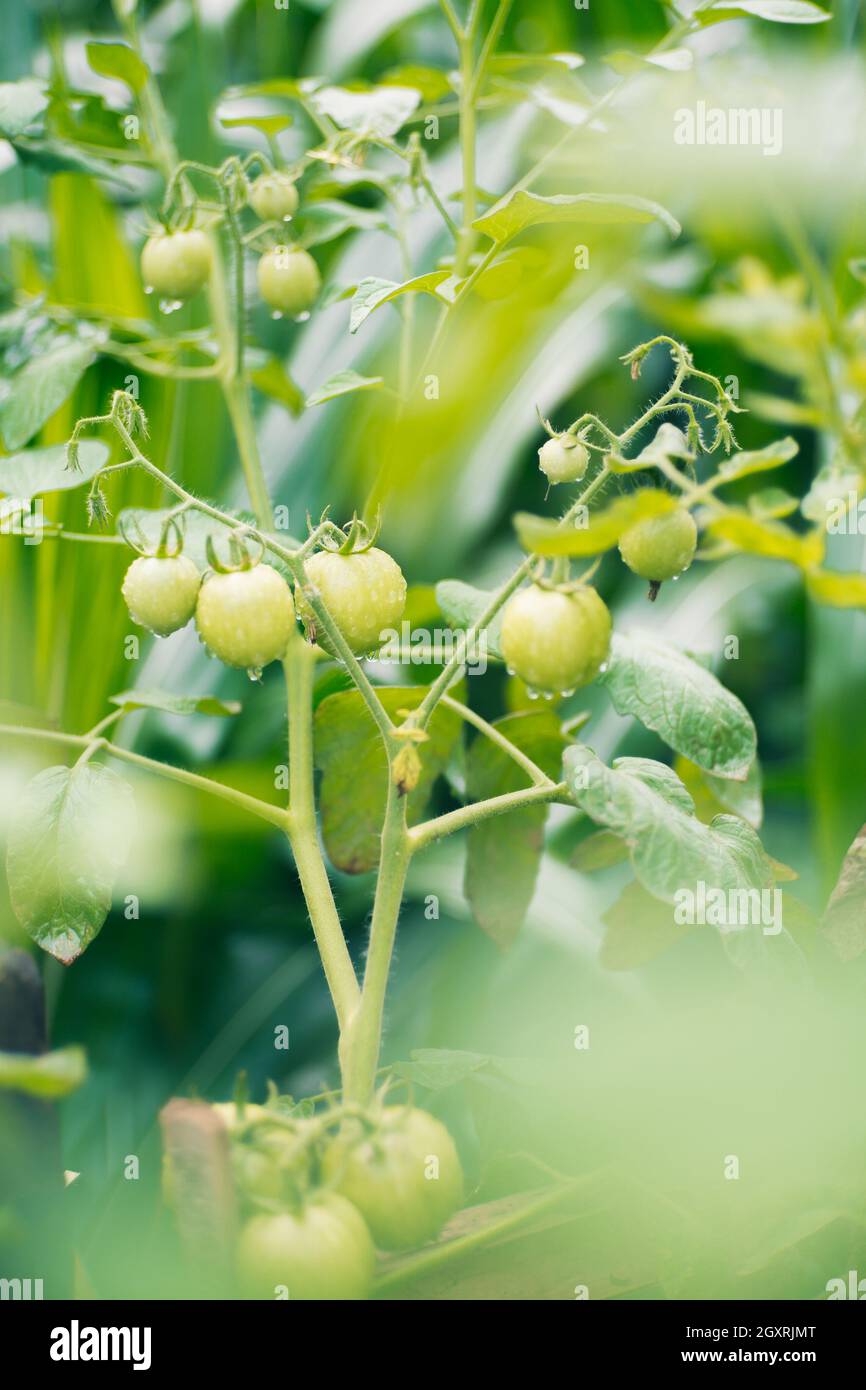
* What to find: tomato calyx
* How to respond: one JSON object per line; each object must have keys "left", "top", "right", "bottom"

{"left": 204, "top": 530, "right": 265, "bottom": 575}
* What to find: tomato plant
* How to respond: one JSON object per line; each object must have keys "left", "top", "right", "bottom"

{"left": 2, "top": 0, "right": 865, "bottom": 1312}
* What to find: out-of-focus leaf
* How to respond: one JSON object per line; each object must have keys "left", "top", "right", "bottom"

{"left": 675, "top": 755, "right": 764, "bottom": 829}
{"left": 10, "top": 137, "right": 137, "bottom": 186}
{"left": 694, "top": 0, "right": 830, "bottom": 24}
{"left": 350, "top": 271, "right": 451, "bottom": 333}
{"left": 379, "top": 64, "right": 454, "bottom": 102}
{"left": 805, "top": 569, "right": 866, "bottom": 609}
{"left": 296, "top": 199, "right": 391, "bottom": 247}
{"left": 220, "top": 113, "right": 293, "bottom": 137}
{"left": 605, "top": 48, "right": 693, "bottom": 74}
{"left": 305, "top": 370, "right": 385, "bottom": 408}
{"left": 248, "top": 356, "right": 305, "bottom": 415}
{"left": 85, "top": 40, "right": 149, "bottom": 93}
{"left": 0, "top": 1045, "right": 87, "bottom": 1099}
{"left": 608, "top": 422, "right": 693, "bottom": 471}
{"left": 748, "top": 487, "right": 799, "bottom": 520}
{"left": 0, "top": 441, "right": 108, "bottom": 501}
{"left": 570, "top": 828, "right": 630, "bottom": 872}
{"left": 514, "top": 489, "right": 676, "bottom": 557}
{"left": 315, "top": 685, "right": 463, "bottom": 873}
{"left": 0, "top": 338, "right": 99, "bottom": 451}
{"left": 109, "top": 690, "right": 242, "bottom": 717}
{"left": 601, "top": 879, "right": 692, "bottom": 971}
{"left": 435, "top": 580, "right": 503, "bottom": 658}
{"left": 821, "top": 824, "right": 866, "bottom": 961}
{"left": 705, "top": 511, "right": 824, "bottom": 569}
{"left": 563, "top": 747, "right": 773, "bottom": 902}
{"left": 310, "top": 84, "right": 421, "bottom": 136}
{"left": 6, "top": 764, "right": 134, "bottom": 964}
{"left": 473, "top": 191, "right": 680, "bottom": 246}
{"left": 717, "top": 436, "right": 798, "bottom": 482}
{"left": 601, "top": 631, "right": 757, "bottom": 780}
{"left": 391, "top": 1048, "right": 532, "bottom": 1091}
{"left": 465, "top": 710, "right": 568, "bottom": 947}
{"left": 0, "top": 79, "right": 49, "bottom": 137}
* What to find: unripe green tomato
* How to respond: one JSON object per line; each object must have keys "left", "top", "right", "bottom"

{"left": 195, "top": 564, "right": 295, "bottom": 673}
{"left": 249, "top": 173, "right": 299, "bottom": 222}
{"left": 237, "top": 1194, "right": 375, "bottom": 1300}
{"left": 257, "top": 247, "right": 321, "bottom": 316}
{"left": 121, "top": 554, "right": 201, "bottom": 637}
{"left": 500, "top": 584, "right": 612, "bottom": 696}
{"left": 538, "top": 436, "right": 589, "bottom": 485}
{"left": 140, "top": 229, "right": 211, "bottom": 300}
{"left": 618, "top": 507, "right": 698, "bottom": 582}
{"left": 211, "top": 1101, "right": 272, "bottom": 1134}
{"left": 322, "top": 1106, "right": 463, "bottom": 1251}
{"left": 297, "top": 547, "right": 407, "bottom": 656}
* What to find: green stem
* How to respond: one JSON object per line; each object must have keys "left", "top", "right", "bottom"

{"left": 409, "top": 781, "right": 566, "bottom": 852}
{"left": 456, "top": 28, "right": 478, "bottom": 276}
{"left": 341, "top": 781, "right": 411, "bottom": 1104}
{"left": 440, "top": 694, "right": 553, "bottom": 786}
{"left": 284, "top": 637, "right": 361, "bottom": 1031}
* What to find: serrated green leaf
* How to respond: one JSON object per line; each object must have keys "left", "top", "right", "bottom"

{"left": 350, "top": 271, "right": 452, "bottom": 333}
{"left": 465, "top": 710, "right": 568, "bottom": 947}
{"left": 310, "top": 84, "right": 421, "bottom": 136}
{"left": 515, "top": 489, "right": 676, "bottom": 557}
{"left": 563, "top": 746, "right": 773, "bottom": 903}
{"left": 85, "top": 40, "right": 149, "bottom": 93}
{"left": 6, "top": 764, "right": 134, "bottom": 963}
{"left": 717, "top": 436, "right": 798, "bottom": 482}
{"left": 315, "top": 686, "right": 463, "bottom": 874}
{"left": 0, "top": 441, "right": 109, "bottom": 501}
{"left": 0, "top": 1045, "right": 87, "bottom": 1099}
{"left": 705, "top": 510, "right": 824, "bottom": 569}
{"left": 472, "top": 190, "right": 680, "bottom": 246}
{"left": 434, "top": 580, "right": 504, "bottom": 659}
{"left": 601, "top": 632, "right": 757, "bottom": 780}
{"left": 0, "top": 79, "right": 49, "bottom": 137}
{"left": 109, "top": 690, "right": 242, "bottom": 717}
{"left": 0, "top": 338, "right": 99, "bottom": 451}
{"left": 305, "top": 370, "right": 385, "bottom": 408}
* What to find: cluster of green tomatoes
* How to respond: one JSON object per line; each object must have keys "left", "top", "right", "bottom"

{"left": 141, "top": 171, "right": 320, "bottom": 318}
{"left": 165, "top": 1101, "right": 464, "bottom": 1299}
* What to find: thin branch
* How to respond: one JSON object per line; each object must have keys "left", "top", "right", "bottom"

{"left": 408, "top": 781, "right": 567, "bottom": 852}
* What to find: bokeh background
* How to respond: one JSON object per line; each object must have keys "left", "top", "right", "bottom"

{"left": 2, "top": 0, "right": 866, "bottom": 1299}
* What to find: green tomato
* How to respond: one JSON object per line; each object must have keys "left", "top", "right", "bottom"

{"left": 249, "top": 173, "right": 299, "bottom": 222}
{"left": 296, "top": 547, "right": 407, "bottom": 656}
{"left": 121, "top": 554, "right": 201, "bottom": 637}
{"left": 618, "top": 507, "right": 698, "bottom": 583}
{"left": 211, "top": 1101, "right": 272, "bottom": 1134}
{"left": 257, "top": 247, "right": 321, "bottom": 316}
{"left": 500, "top": 584, "right": 612, "bottom": 696}
{"left": 538, "top": 436, "right": 589, "bottom": 485}
{"left": 140, "top": 229, "right": 211, "bottom": 301}
{"left": 322, "top": 1106, "right": 463, "bottom": 1251}
{"left": 195, "top": 564, "right": 295, "bottom": 673}
{"left": 237, "top": 1194, "right": 375, "bottom": 1300}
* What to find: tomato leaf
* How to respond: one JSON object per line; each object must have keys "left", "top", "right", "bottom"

{"left": 248, "top": 356, "right": 305, "bottom": 415}
{"left": 350, "top": 271, "right": 452, "bottom": 333}
{"left": 465, "top": 710, "right": 568, "bottom": 948}
{"left": 310, "top": 84, "right": 421, "bottom": 136}
{"left": 514, "top": 489, "right": 676, "bottom": 557}
{"left": 805, "top": 569, "right": 866, "bottom": 609}
{"left": 716, "top": 436, "right": 798, "bottom": 482}
{"left": 472, "top": 191, "right": 680, "bottom": 246}
{"left": 85, "top": 40, "right": 150, "bottom": 94}
{"left": 674, "top": 755, "right": 763, "bottom": 829}
{"left": 296, "top": 199, "right": 391, "bottom": 248}
{"left": 694, "top": 1, "right": 830, "bottom": 24}
{"left": 600, "top": 631, "right": 757, "bottom": 780}
{"left": 0, "top": 79, "right": 49, "bottom": 137}
{"left": 600, "top": 879, "right": 692, "bottom": 971}
{"left": 109, "top": 690, "right": 242, "bottom": 717}
{"left": 305, "top": 370, "right": 385, "bottom": 408}
{"left": 315, "top": 686, "right": 463, "bottom": 874}
{"left": 6, "top": 764, "right": 134, "bottom": 964}
{"left": 435, "top": 580, "right": 504, "bottom": 659}
{"left": 0, "top": 338, "right": 100, "bottom": 451}
{"left": 0, "top": 1045, "right": 87, "bottom": 1099}
{"left": 821, "top": 824, "right": 866, "bottom": 961}
{"left": 570, "top": 828, "right": 630, "bottom": 871}
{"left": 0, "top": 441, "right": 108, "bottom": 501}
{"left": 704, "top": 510, "right": 824, "bottom": 569}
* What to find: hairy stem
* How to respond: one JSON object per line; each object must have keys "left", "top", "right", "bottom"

{"left": 409, "top": 781, "right": 566, "bottom": 852}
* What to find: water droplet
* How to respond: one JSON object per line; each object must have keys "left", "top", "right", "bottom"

{"left": 247, "top": 666, "right": 263, "bottom": 683}
{"left": 672, "top": 573, "right": 681, "bottom": 582}
{"left": 293, "top": 311, "right": 311, "bottom": 324}
{"left": 271, "top": 311, "right": 284, "bottom": 321}
{"left": 506, "top": 665, "right": 516, "bottom": 677}
{"left": 144, "top": 285, "right": 154, "bottom": 296}
{"left": 526, "top": 687, "right": 540, "bottom": 701}
{"left": 158, "top": 298, "right": 183, "bottom": 315}
{"left": 542, "top": 690, "right": 556, "bottom": 702}
{"left": 560, "top": 687, "right": 576, "bottom": 698}
{"left": 281, "top": 213, "right": 294, "bottom": 223}
{"left": 598, "top": 661, "right": 609, "bottom": 675}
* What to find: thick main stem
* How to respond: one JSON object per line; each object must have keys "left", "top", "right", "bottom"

{"left": 341, "top": 780, "right": 411, "bottom": 1104}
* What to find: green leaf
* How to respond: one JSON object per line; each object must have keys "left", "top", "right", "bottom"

{"left": 305, "top": 370, "right": 385, "bottom": 408}
{"left": 600, "top": 880, "right": 692, "bottom": 971}
{"left": 310, "top": 84, "right": 421, "bottom": 136}
{"left": 109, "top": 690, "right": 242, "bottom": 717}
{"left": 464, "top": 711, "right": 568, "bottom": 947}
{"left": 350, "top": 272, "right": 452, "bottom": 334}
{"left": 0, "top": 441, "right": 108, "bottom": 501}
{"left": 675, "top": 755, "right": 763, "bottom": 829}
{"left": 821, "top": 824, "right": 866, "bottom": 961}
{"left": 6, "top": 764, "right": 134, "bottom": 964}
{"left": 563, "top": 747, "right": 773, "bottom": 903}
{"left": 0, "top": 79, "right": 49, "bottom": 137}
{"left": 85, "top": 40, "right": 150, "bottom": 93}
{"left": 695, "top": 0, "right": 830, "bottom": 24}
{"left": 296, "top": 199, "right": 391, "bottom": 248}
{"left": 705, "top": 510, "right": 824, "bottom": 569}
{"left": 570, "top": 828, "right": 630, "bottom": 872}
{"left": 805, "top": 569, "right": 866, "bottom": 609}
{"left": 717, "top": 436, "right": 798, "bottom": 482}
{"left": 380, "top": 64, "right": 454, "bottom": 102}
{"left": 248, "top": 356, "right": 305, "bottom": 415}
{"left": 315, "top": 686, "right": 463, "bottom": 874}
{"left": 220, "top": 113, "right": 293, "bottom": 137}
{"left": 472, "top": 191, "right": 680, "bottom": 246}
{"left": 747, "top": 487, "right": 799, "bottom": 521}
{"left": 609, "top": 422, "right": 693, "bottom": 472}
{"left": 435, "top": 580, "right": 503, "bottom": 658}
{"left": 600, "top": 631, "right": 757, "bottom": 780}
{"left": 514, "top": 489, "right": 676, "bottom": 557}
{"left": 0, "top": 1045, "right": 87, "bottom": 1099}
{"left": 0, "top": 338, "right": 99, "bottom": 451}
{"left": 10, "top": 137, "right": 137, "bottom": 187}
{"left": 604, "top": 47, "right": 693, "bottom": 74}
